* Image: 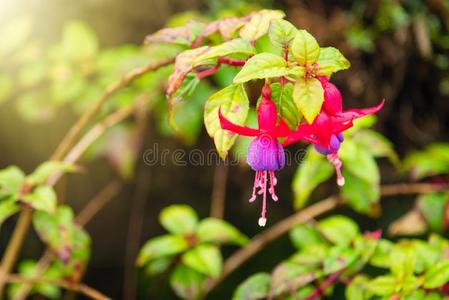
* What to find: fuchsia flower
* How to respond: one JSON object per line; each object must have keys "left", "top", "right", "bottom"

{"left": 219, "top": 85, "right": 290, "bottom": 226}
{"left": 284, "top": 76, "right": 385, "bottom": 186}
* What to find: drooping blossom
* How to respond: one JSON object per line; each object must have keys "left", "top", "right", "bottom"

{"left": 284, "top": 76, "right": 384, "bottom": 186}
{"left": 219, "top": 85, "right": 290, "bottom": 226}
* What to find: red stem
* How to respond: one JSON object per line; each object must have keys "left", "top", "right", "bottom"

{"left": 217, "top": 57, "right": 246, "bottom": 66}
{"left": 305, "top": 270, "right": 343, "bottom": 300}
{"left": 196, "top": 65, "right": 220, "bottom": 79}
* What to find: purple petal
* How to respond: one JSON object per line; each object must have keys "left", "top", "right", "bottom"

{"left": 247, "top": 135, "right": 285, "bottom": 171}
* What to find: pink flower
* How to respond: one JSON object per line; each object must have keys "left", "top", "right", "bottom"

{"left": 284, "top": 77, "right": 384, "bottom": 186}
{"left": 219, "top": 85, "right": 290, "bottom": 226}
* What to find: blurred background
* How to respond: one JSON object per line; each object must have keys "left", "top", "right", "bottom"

{"left": 0, "top": 0, "right": 448, "bottom": 299}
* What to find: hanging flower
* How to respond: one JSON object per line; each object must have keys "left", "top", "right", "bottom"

{"left": 219, "top": 85, "right": 290, "bottom": 226}
{"left": 284, "top": 77, "right": 384, "bottom": 186}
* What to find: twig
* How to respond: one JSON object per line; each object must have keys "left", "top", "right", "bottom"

{"left": 380, "top": 182, "right": 449, "bottom": 196}
{"left": 48, "top": 105, "right": 135, "bottom": 186}
{"left": 13, "top": 179, "right": 124, "bottom": 300}
{"left": 50, "top": 57, "right": 174, "bottom": 161}
{"left": 210, "top": 163, "right": 229, "bottom": 219}
{"left": 75, "top": 179, "right": 124, "bottom": 226}
{"left": 204, "top": 196, "right": 340, "bottom": 294}
{"left": 204, "top": 182, "right": 449, "bottom": 295}
{"left": 6, "top": 274, "right": 111, "bottom": 300}
{"left": 0, "top": 58, "right": 174, "bottom": 297}
{"left": 123, "top": 102, "right": 151, "bottom": 300}
{"left": 305, "top": 269, "right": 344, "bottom": 300}
{"left": 12, "top": 252, "right": 53, "bottom": 300}
{"left": 0, "top": 209, "right": 33, "bottom": 296}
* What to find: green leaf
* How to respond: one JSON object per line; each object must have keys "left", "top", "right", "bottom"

{"left": 290, "top": 243, "right": 329, "bottom": 266}
{"left": 8, "top": 260, "right": 63, "bottom": 299}
{"left": 194, "top": 39, "right": 255, "bottom": 65}
{"left": 232, "top": 272, "right": 271, "bottom": 300}
{"left": 169, "top": 79, "right": 213, "bottom": 145}
{"left": 182, "top": 244, "right": 222, "bottom": 278}
{"left": 289, "top": 223, "right": 324, "bottom": 250}
{"left": 61, "top": 20, "right": 98, "bottom": 61}
{"left": 345, "top": 275, "right": 369, "bottom": 300}
{"left": 197, "top": 218, "right": 249, "bottom": 246}
{"left": 233, "top": 53, "right": 289, "bottom": 83}
{"left": 22, "top": 185, "right": 57, "bottom": 213}
{"left": 27, "top": 161, "right": 76, "bottom": 186}
{"left": 418, "top": 193, "right": 449, "bottom": 232}
{"left": 270, "top": 82, "right": 300, "bottom": 129}
{"left": 423, "top": 260, "right": 449, "bottom": 289}
{"left": 323, "top": 246, "right": 359, "bottom": 274}
{"left": 270, "top": 262, "right": 321, "bottom": 296}
{"left": 0, "top": 166, "right": 26, "bottom": 196}
{"left": 268, "top": 19, "right": 297, "bottom": 49}
{"left": 32, "top": 206, "right": 90, "bottom": 280}
{"left": 316, "top": 47, "right": 350, "bottom": 76}
{"left": 170, "top": 265, "right": 205, "bottom": 300}
{"left": 353, "top": 129, "right": 399, "bottom": 166}
{"left": 159, "top": 204, "right": 199, "bottom": 235}
{"left": 390, "top": 245, "right": 416, "bottom": 278}
{"left": 204, "top": 84, "right": 249, "bottom": 159}
{"left": 0, "top": 198, "right": 20, "bottom": 227}
{"left": 317, "top": 215, "right": 359, "bottom": 246}
{"left": 369, "top": 239, "right": 394, "bottom": 268}
{"left": 341, "top": 170, "right": 380, "bottom": 216}
{"left": 292, "top": 147, "right": 333, "bottom": 209}
{"left": 293, "top": 77, "right": 324, "bottom": 123}
{"left": 291, "top": 30, "right": 320, "bottom": 66}
{"left": 145, "top": 256, "right": 173, "bottom": 276}
{"left": 366, "top": 276, "right": 398, "bottom": 296}
{"left": 239, "top": 10, "right": 285, "bottom": 41}
{"left": 340, "top": 139, "right": 380, "bottom": 185}
{"left": 403, "top": 143, "right": 449, "bottom": 180}
{"left": 137, "top": 235, "right": 189, "bottom": 266}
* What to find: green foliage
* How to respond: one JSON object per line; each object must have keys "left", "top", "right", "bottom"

{"left": 293, "top": 77, "right": 324, "bottom": 123}
{"left": 235, "top": 216, "right": 449, "bottom": 300}
{"left": 239, "top": 10, "right": 285, "bottom": 41}
{"left": 204, "top": 84, "right": 249, "bottom": 159}
{"left": 32, "top": 206, "right": 91, "bottom": 281}
{"left": 316, "top": 47, "right": 351, "bottom": 77}
{"left": 291, "top": 30, "right": 321, "bottom": 66}
{"left": 268, "top": 19, "right": 297, "bottom": 50}
{"left": 232, "top": 272, "right": 271, "bottom": 300}
{"left": 138, "top": 204, "right": 248, "bottom": 298}
{"left": 233, "top": 53, "right": 289, "bottom": 83}
{"left": 404, "top": 143, "right": 449, "bottom": 180}
{"left": 8, "top": 260, "right": 63, "bottom": 299}
{"left": 292, "top": 147, "right": 333, "bottom": 209}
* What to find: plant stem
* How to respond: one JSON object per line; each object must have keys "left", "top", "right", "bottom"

{"left": 204, "top": 182, "right": 449, "bottom": 295}
{"left": 210, "top": 163, "right": 228, "bottom": 219}
{"left": 0, "top": 209, "right": 32, "bottom": 297}
{"left": 6, "top": 274, "right": 111, "bottom": 300}
{"left": 0, "top": 57, "right": 174, "bottom": 297}
{"left": 305, "top": 269, "right": 344, "bottom": 300}
{"left": 50, "top": 57, "right": 174, "bottom": 161}
{"left": 123, "top": 103, "right": 151, "bottom": 300}
{"left": 204, "top": 196, "right": 340, "bottom": 295}
{"left": 75, "top": 179, "right": 124, "bottom": 226}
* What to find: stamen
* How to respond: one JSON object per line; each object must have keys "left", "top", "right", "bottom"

{"left": 268, "top": 171, "right": 278, "bottom": 201}
{"left": 327, "top": 153, "right": 345, "bottom": 186}
{"left": 259, "top": 171, "right": 268, "bottom": 227}
{"left": 249, "top": 171, "right": 260, "bottom": 203}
